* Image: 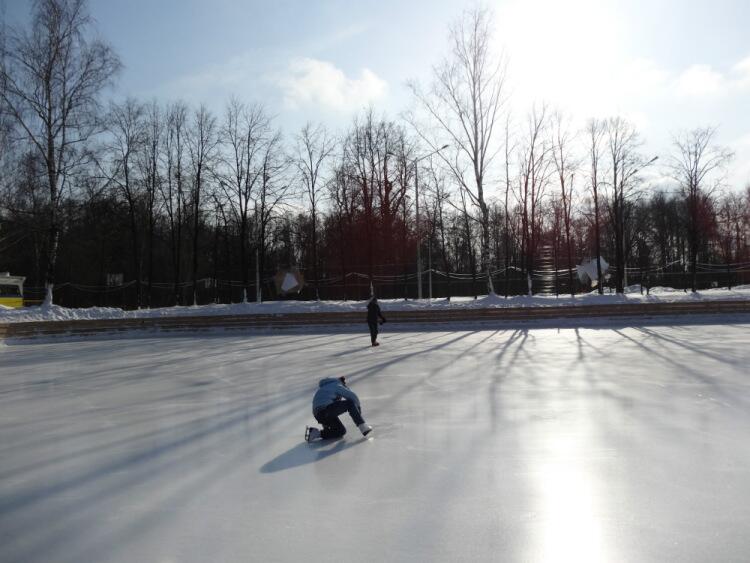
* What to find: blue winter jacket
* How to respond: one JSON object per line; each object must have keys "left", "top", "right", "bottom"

{"left": 312, "top": 377, "right": 361, "bottom": 415}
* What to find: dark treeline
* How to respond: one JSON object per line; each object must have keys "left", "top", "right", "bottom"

{"left": 1, "top": 1, "right": 749, "bottom": 308}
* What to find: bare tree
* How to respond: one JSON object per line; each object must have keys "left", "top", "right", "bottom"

{"left": 295, "top": 122, "right": 334, "bottom": 300}
{"left": 187, "top": 105, "right": 218, "bottom": 305}
{"left": 715, "top": 190, "right": 749, "bottom": 273}
{"left": 408, "top": 6, "right": 507, "bottom": 295}
{"left": 516, "top": 106, "right": 552, "bottom": 295}
{"left": 344, "top": 109, "right": 400, "bottom": 282}
{"left": 161, "top": 101, "right": 188, "bottom": 305}
{"left": 502, "top": 116, "right": 515, "bottom": 297}
{"left": 0, "top": 0, "right": 120, "bottom": 303}
{"left": 670, "top": 127, "right": 732, "bottom": 291}
{"left": 392, "top": 135, "right": 417, "bottom": 299}
{"left": 1, "top": 151, "right": 47, "bottom": 284}
{"left": 344, "top": 113, "right": 377, "bottom": 280}
{"left": 456, "top": 174, "right": 478, "bottom": 298}
{"left": 327, "top": 158, "right": 357, "bottom": 300}
{"left": 138, "top": 100, "right": 163, "bottom": 308}
{"left": 605, "top": 117, "right": 653, "bottom": 293}
{"left": 218, "top": 99, "right": 269, "bottom": 301}
{"left": 254, "top": 129, "right": 292, "bottom": 302}
{"left": 424, "top": 160, "right": 453, "bottom": 300}
{"left": 102, "top": 98, "right": 145, "bottom": 307}
{"left": 551, "top": 112, "right": 578, "bottom": 297}
{"left": 586, "top": 119, "right": 606, "bottom": 293}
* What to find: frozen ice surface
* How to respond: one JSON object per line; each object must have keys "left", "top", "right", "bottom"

{"left": 1, "top": 321, "right": 749, "bottom": 562}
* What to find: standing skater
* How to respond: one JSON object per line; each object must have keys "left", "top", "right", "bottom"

{"left": 366, "top": 296, "right": 386, "bottom": 347}
{"left": 305, "top": 376, "right": 372, "bottom": 441}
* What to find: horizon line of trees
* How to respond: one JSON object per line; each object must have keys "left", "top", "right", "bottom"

{"left": 1, "top": 0, "right": 749, "bottom": 308}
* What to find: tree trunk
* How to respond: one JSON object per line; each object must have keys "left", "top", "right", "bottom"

{"left": 312, "top": 210, "right": 320, "bottom": 300}
{"left": 480, "top": 202, "right": 494, "bottom": 295}
{"left": 191, "top": 170, "right": 201, "bottom": 306}
{"left": 594, "top": 187, "right": 603, "bottom": 294}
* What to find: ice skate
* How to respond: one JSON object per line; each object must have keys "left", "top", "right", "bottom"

{"left": 358, "top": 423, "right": 372, "bottom": 436}
{"left": 305, "top": 426, "right": 321, "bottom": 442}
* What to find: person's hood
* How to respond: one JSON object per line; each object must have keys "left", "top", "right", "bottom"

{"left": 318, "top": 377, "right": 339, "bottom": 388}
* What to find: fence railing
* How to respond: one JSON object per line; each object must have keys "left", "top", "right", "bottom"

{"left": 19, "top": 262, "right": 750, "bottom": 310}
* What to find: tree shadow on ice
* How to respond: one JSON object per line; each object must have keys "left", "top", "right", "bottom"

{"left": 260, "top": 438, "right": 367, "bottom": 473}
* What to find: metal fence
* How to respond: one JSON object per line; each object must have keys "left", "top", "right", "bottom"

{"left": 22, "top": 261, "right": 750, "bottom": 310}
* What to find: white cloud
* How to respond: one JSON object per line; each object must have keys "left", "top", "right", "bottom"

{"left": 731, "top": 56, "right": 750, "bottom": 89}
{"left": 669, "top": 55, "right": 750, "bottom": 100}
{"left": 729, "top": 133, "right": 750, "bottom": 188}
{"left": 732, "top": 56, "right": 750, "bottom": 74}
{"left": 152, "top": 52, "right": 269, "bottom": 108}
{"left": 276, "top": 58, "right": 387, "bottom": 113}
{"left": 674, "top": 64, "right": 726, "bottom": 98}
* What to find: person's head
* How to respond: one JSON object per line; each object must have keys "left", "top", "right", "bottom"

{"left": 339, "top": 376, "right": 347, "bottom": 387}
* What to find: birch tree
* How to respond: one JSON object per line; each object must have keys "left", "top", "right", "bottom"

{"left": 408, "top": 6, "right": 507, "bottom": 295}
{"left": 0, "top": 0, "right": 120, "bottom": 303}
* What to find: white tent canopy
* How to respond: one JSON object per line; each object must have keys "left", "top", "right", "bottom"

{"left": 576, "top": 258, "right": 609, "bottom": 286}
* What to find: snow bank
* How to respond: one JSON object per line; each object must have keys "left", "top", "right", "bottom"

{"left": 1, "top": 286, "right": 749, "bottom": 324}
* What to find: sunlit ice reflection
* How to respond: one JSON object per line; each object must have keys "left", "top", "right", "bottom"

{"left": 533, "top": 421, "right": 606, "bottom": 562}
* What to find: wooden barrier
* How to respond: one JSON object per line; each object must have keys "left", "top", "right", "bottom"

{"left": 1, "top": 300, "right": 749, "bottom": 340}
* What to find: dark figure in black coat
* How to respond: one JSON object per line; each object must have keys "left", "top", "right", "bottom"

{"left": 366, "top": 297, "right": 386, "bottom": 346}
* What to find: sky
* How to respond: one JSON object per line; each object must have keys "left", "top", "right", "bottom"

{"left": 4, "top": 0, "right": 750, "bottom": 189}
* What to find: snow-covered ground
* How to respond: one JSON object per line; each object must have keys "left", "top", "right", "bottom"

{"left": 2, "top": 285, "right": 750, "bottom": 324}
{"left": 1, "top": 321, "right": 749, "bottom": 562}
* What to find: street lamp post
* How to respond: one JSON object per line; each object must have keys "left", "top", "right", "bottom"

{"left": 428, "top": 237, "right": 433, "bottom": 300}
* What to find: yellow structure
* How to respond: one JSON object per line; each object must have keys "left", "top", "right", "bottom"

{"left": 0, "top": 273, "right": 25, "bottom": 308}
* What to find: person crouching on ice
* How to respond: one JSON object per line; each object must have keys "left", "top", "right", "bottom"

{"left": 305, "top": 376, "right": 372, "bottom": 442}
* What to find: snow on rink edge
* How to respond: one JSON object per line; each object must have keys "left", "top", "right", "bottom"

{"left": 2, "top": 285, "right": 750, "bottom": 324}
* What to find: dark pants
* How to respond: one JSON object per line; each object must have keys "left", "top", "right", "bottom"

{"left": 314, "top": 399, "right": 365, "bottom": 439}
{"left": 368, "top": 321, "right": 378, "bottom": 344}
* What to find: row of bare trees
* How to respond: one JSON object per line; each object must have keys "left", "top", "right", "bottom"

{"left": 94, "top": 97, "right": 298, "bottom": 306}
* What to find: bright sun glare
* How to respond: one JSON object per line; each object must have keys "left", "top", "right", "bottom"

{"left": 496, "top": 0, "right": 628, "bottom": 119}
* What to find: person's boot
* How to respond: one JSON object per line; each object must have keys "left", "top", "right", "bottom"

{"left": 305, "top": 426, "right": 321, "bottom": 442}
{"left": 372, "top": 342, "right": 380, "bottom": 347}
{"left": 358, "top": 423, "right": 372, "bottom": 436}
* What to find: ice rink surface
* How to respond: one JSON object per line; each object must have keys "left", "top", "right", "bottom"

{"left": 1, "top": 320, "right": 749, "bottom": 562}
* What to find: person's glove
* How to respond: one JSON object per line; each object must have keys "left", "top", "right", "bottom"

{"left": 380, "top": 319, "right": 386, "bottom": 325}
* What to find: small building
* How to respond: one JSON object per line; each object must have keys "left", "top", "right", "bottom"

{"left": 0, "top": 272, "right": 25, "bottom": 308}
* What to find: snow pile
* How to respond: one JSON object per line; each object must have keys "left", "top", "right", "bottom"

{"left": 1, "top": 285, "right": 749, "bottom": 324}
